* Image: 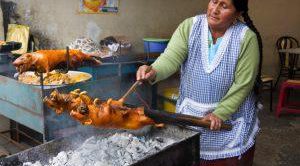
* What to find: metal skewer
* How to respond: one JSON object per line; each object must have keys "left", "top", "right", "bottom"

{"left": 119, "top": 66, "right": 152, "bottom": 103}
{"left": 60, "top": 46, "right": 70, "bottom": 74}
{"left": 119, "top": 80, "right": 141, "bottom": 103}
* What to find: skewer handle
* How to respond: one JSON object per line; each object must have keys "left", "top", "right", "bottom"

{"left": 119, "top": 66, "right": 152, "bottom": 103}
{"left": 119, "top": 81, "right": 141, "bottom": 102}
{"left": 145, "top": 109, "right": 232, "bottom": 131}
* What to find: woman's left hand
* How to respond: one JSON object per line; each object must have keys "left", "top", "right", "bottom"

{"left": 203, "top": 113, "right": 223, "bottom": 131}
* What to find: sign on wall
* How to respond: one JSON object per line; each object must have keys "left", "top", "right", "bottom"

{"left": 79, "top": 0, "right": 119, "bottom": 13}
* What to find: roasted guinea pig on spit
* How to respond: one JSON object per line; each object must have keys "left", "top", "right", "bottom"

{"left": 44, "top": 89, "right": 162, "bottom": 130}
{"left": 12, "top": 49, "right": 101, "bottom": 74}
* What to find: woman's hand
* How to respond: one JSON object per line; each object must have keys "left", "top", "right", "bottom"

{"left": 136, "top": 65, "right": 157, "bottom": 82}
{"left": 203, "top": 113, "right": 223, "bottom": 131}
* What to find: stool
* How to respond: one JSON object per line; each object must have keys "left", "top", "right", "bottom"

{"left": 276, "top": 80, "right": 300, "bottom": 117}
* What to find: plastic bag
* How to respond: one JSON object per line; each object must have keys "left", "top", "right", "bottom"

{"left": 99, "top": 36, "right": 132, "bottom": 58}
{"left": 69, "top": 37, "right": 105, "bottom": 57}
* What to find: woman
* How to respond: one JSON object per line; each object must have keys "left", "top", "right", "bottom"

{"left": 137, "top": 0, "right": 262, "bottom": 165}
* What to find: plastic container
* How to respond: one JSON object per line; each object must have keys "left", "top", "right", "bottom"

{"left": 143, "top": 38, "right": 169, "bottom": 53}
{"left": 161, "top": 88, "right": 179, "bottom": 113}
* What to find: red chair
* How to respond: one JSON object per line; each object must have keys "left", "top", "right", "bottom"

{"left": 276, "top": 80, "right": 300, "bottom": 117}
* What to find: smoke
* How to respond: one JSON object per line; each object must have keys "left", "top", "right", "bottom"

{"left": 86, "top": 21, "right": 102, "bottom": 43}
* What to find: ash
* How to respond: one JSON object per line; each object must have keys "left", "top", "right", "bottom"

{"left": 23, "top": 132, "right": 175, "bottom": 166}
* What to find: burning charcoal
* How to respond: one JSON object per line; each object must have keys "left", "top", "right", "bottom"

{"left": 48, "top": 151, "right": 68, "bottom": 165}
{"left": 24, "top": 132, "right": 175, "bottom": 166}
{"left": 67, "top": 150, "right": 73, "bottom": 156}
{"left": 154, "top": 145, "right": 162, "bottom": 151}
{"left": 155, "top": 137, "right": 164, "bottom": 143}
{"left": 123, "top": 152, "right": 133, "bottom": 164}
{"left": 136, "top": 146, "right": 141, "bottom": 151}
{"left": 83, "top": 136, "right": 96, "bottom": 144}
{"left": 94, "top": 161, "right": 110, "bottom": 166}
{"left": 23, "top": 161, "right": 42, "bottom": 166}
{"left": 117, "top": 150, "right": 122, "bottom": 156}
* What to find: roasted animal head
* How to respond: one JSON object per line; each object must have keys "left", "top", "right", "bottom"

{"left": 44, "top": 89, "right": 92, "bottom": 114}
{"left": 44, "top": 89, "right": 74, "bottom": 114}
{"left": 13, "top": 53, "right": 38, "bottom": 73}
{"left": 44, "top": 89, "right": 65, "bottom": 114}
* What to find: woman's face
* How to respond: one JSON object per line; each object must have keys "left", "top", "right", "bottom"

{"left": 207, "top": 0, "right": 239, "bottom": 31}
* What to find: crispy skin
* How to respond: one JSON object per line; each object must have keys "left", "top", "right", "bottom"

{"left": 44, "top": 89, "right": 158, "bottom": 130}
{"left": 13, "top": 49, "right": 101, "bottom": 73}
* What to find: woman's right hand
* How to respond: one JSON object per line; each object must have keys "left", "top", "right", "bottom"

{"left": 136, "top": 65, "right": 157, "bottom": 82}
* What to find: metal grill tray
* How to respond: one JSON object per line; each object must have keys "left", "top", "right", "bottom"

{"left": 0, "top": 125, "right": 200, "bottom": 166}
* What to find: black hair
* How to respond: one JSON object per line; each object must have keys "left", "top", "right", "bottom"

{"left": 232, "top": 0, "right": 263, "bottom": 96}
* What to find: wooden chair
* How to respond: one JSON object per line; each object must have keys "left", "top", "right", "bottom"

{"left": 275, "top": 36, "right": 300, "bottom": 87}
{"left": 261, "top": 75, "right": 274, "bottom": 112}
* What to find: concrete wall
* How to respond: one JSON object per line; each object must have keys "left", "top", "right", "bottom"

{"left": 2, "top": 0, "right": 300, "bottom": 76}
{"left": 1, "top": 0, "right": 206, "bottom": 50}
{"left": 250, "top": 0, "right": 300, "bottom": 76}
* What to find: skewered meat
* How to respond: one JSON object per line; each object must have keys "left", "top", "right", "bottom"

{"left": 44, "top": 89, "right": 160, "bottom": 130}
{"left": 13, "top": 49, "right": 101, "bottom": 74}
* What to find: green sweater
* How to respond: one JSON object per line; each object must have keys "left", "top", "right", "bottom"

{"left": 151, "top": 17, "right": 259, "bottom": 121}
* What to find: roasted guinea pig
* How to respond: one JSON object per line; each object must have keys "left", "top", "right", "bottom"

{"left": 13, "top": 49, "right": 101, "bottom": 74}
{"left": 43, "top": 89, "right": 161, "bottom": 130}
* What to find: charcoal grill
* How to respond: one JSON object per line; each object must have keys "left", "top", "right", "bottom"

{"left": 0, "top": 125, "right": 200, "bottom": 166}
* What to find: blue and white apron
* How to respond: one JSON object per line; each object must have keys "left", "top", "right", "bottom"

{"left": 176, "top": 15, "right": 260, "bottom": 160}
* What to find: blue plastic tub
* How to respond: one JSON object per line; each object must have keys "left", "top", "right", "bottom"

{"left": 143, "top": 38, "right": 169, "bottom": 53}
